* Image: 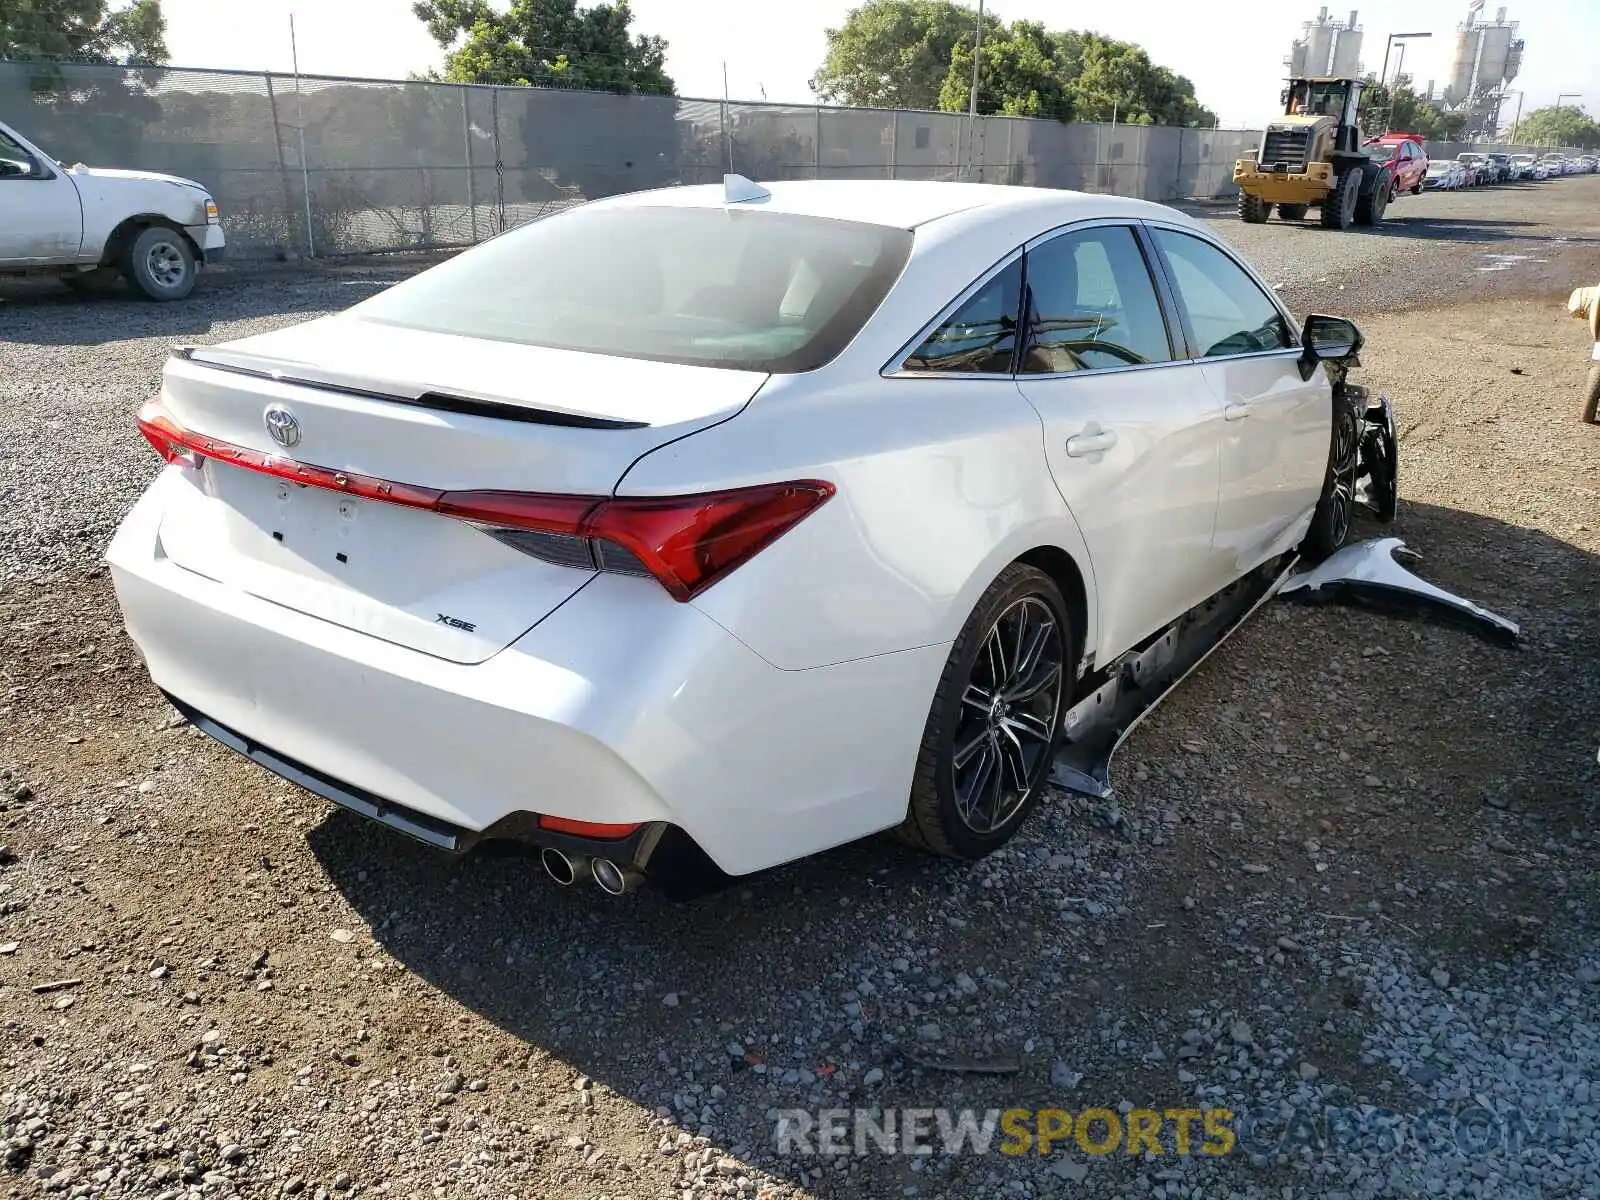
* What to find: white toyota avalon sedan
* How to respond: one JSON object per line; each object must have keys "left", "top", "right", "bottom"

{"left": 109, "top": 178, "right": 1365, "bottom": 898}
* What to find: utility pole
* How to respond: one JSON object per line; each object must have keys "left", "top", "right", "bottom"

{"left": 290, "top": 14, "right": 314, "bottom": 259}
{"left": 964, "top": 0, "right": 984, "bottom": 180}
{"left": 1508, "top": 90, "right": 1525, "bottom": 143}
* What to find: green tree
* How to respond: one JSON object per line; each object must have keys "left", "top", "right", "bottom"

{"left": 938, "top": 20, "right": 1071, "bottom": 121}
{"left": 0, "top": 0, "right": 167, "bottom": 64}
{"left": 414, "top": 0, "right": 673, "bottom": 94}
{"left": 817, "top": 1, "right": 1215, "bottom": 126}
{"left": 1066, "top": 34, "right": 1215, "bottom": 126}
{"left": 1515, "top": 105, "right": 1600, "bottom": 149}
{"left": 814, "top": 0, "right": 1004, "bottom": 109}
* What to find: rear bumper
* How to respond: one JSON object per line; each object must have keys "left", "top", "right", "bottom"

{"left": 108, "top": 469, "right": 940, "bottom": 882}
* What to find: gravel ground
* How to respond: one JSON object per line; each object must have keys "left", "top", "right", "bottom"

{"left": 1, "top": 177, "right": 1597, "bottom": 1200}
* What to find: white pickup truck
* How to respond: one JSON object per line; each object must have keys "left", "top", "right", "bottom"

{"left": 0, "top": 118, "right": 226, "bottom": 301}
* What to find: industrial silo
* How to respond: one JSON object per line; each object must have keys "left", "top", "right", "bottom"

{"left": 1330, "top": 12, "right": 1363, "bottom": 78}
{"left": 1444, "top": 26, "right": 1482, "bottom": 105}
{"left": 1304, "top": 21, "right": 1336, "bottom": 76}
{"left": 1286, "top": 41, "right": 1310, "bottom": 77}
{"left": 1503, "top": 39, "right": 1524, "bottom": 84}
{"left": 1476, "top": 19, "right": 1517, "bottom": 91}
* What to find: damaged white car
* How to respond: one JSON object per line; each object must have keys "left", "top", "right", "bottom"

{"left": 108, "top": 178, "right": 1400, "bottom": 898}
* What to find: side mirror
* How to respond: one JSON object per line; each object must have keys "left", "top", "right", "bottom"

{"left": 1299, "top": 313, "right": 1364, "bottom": 380}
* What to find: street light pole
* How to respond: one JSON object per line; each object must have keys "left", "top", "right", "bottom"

{"left": 1380, "top": 32, "right": 1432, "bottom": 90}
{"left": 1557, "top": 92, "right": 1581, "bottom": 109}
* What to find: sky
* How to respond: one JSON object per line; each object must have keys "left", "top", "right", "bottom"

{"left": 161, "top": 0, "right": 1600, "bottom": 128}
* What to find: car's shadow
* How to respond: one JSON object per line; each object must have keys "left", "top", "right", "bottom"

{"left": 302, "top": 499, "right": 1600, "bottom": 1192}
{"left": 0, "top": 267, "right": 410, "bottom": 346}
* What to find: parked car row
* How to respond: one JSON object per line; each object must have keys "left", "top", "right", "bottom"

{"left": 1423, "top": 150, "right": 1598, "bottom": 189}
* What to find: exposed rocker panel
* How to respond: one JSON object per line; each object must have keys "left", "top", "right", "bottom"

{"left": 1051, "top": 556, "right": 1296, "bottom": 800}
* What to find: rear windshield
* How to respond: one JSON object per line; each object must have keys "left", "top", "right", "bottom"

{"left": 353, "top": 204, "right": 913, "bottom": 373}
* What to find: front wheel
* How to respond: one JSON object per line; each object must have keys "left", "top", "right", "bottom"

{"left": 1238, "top": 193, "right": 1271, "bottom": 224}
{"left": 1582, "top": 362, "right": 1600, "bottom": 424}
{"left": 122, "top": 225, "right": 197, "bottom": 301}
{"left": 1355, "top": 175, "right": 1389, "bottom": 225}
{"left": 895, "top": 564, "right": 1072, "bottom": 860}
{"left": 1302, "top": 399, "right": 1361, "bottom": 561}
{"left": 1320, "top": 170, "right": 1360, "bottom": 229}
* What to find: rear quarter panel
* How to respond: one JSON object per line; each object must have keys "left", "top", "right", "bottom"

{"left": 619, "top": 370, "right": 1098, "bottom": 672}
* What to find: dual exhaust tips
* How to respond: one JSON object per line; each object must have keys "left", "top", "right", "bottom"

{"left": 540, "top": 846, "right": 643, "bottom": 896}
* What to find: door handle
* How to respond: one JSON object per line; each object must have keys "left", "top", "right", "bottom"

{"left": 1223, "top": 403, "right": 1250, "bottom": 422}
{"left": 1064, "top": 427, "right": 1118, "bottom": 457}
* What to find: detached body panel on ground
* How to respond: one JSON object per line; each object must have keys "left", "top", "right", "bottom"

{"left": 107, "top": 179, "right": 1339, "bottom": 887}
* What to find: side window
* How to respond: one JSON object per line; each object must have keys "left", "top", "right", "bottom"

{"left": 0, "top": 127, "right": 39, "bottom": 179}
{"left": 901, "top": 258, "right": 1021, "bottom": 374}
{"left": 1149, "top": 228, "right": 1293, "bottom": 358}
{"left": 1019, "top": 225, "right": 1172, "bottom": 373}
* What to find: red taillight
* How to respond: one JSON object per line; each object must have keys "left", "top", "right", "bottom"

{"left": 536, "top": 815, "right": 641, "bottom": 839}
{"left": 135, "top": 400, "right": 834, "bottom": 601}
{"left": 136, "top": 402, "right": 205, "bottom": 469}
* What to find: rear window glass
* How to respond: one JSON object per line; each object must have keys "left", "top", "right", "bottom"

{"left": 353, "top": 204, "right": 912, "bottom": 373}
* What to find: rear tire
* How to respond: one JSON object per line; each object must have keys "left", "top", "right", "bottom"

{"left": 122, "top": 225, "right": 197, "bottom": 301}
{"left": 1320, "top": 170, "right": 1360, "bottom": 229}
{"left": 894, "top": 564, "right": 1073, "bottom": 861}
{"left": 1582, "top": 362, "right": 1600, "bottom": 424}
{"left": 1302, "top": 398, "right": 1361, "bottom": 561}
{"left": 1278, "top": 203, "right": 1309, "bottom": 221}
{"left": 1238, "top": 193, "right": 1271, "bottom": 224}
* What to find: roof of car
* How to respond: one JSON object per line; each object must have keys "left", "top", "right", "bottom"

{"left": 588, "top": 178, "right": 1190, "bottom": 233}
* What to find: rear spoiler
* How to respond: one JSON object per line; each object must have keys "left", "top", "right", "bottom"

{"left": 168, "top": 344, "right": 648, "bottom": 431}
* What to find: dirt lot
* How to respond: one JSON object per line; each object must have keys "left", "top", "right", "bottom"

{"left": 1, "top": 178, "right": 1598, "bottom": 1200}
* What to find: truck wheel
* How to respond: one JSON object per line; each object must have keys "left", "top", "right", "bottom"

{"left": 894, "top": 564, "right": 1072, "bottom": 861}
{"left": 1320, "top": 171, "right": 1360, "bottom": 229}
{"left": 1278, "top": 204, "right": 1309, "bottom": 220}
{"left": 61, "top": 267, "right": 122, "bottom": 298}
{"left": 1582, "top": 362, "right": 1600, "bottom": 424}
{"left": 122, "top": 226, "right": 197, "bottom": 301}
{"left": 1355, "top": 174, "right": 1389, "bottom": 225}
{"left": 1238, "top": 193, "right": 1271, "bottom": 224}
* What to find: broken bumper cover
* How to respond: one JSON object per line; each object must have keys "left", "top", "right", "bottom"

{"left": 1279, "top": 537, "right": 1521, "bottom": 646}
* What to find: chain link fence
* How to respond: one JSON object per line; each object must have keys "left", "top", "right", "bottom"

{"left": 0, "top": 59, "right": 1348, "bottom": 261}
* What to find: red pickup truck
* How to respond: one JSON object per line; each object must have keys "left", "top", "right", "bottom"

{"left": 1363, "top": 132, "right": 1430, "bottom": 196}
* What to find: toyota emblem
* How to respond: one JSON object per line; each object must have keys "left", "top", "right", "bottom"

{"left": 264, "top": 404, "right": 301, "bottom": 449}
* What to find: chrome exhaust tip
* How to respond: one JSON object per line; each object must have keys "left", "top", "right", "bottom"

{"left": 540, "top": 846, "right": 590, "bottom": 886}
{"left": 592, "top": 857, "right": 643, "bottom": 895}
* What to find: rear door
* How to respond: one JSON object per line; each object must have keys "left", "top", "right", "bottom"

{"left": 154, "top": 316, "right": 768, "bottom": 664}
{"left": 1013, "top": 222, "right": 1226, "bottom": 663}
{"left": 1145, "top": 224, "right": 1328, "bottom": 575}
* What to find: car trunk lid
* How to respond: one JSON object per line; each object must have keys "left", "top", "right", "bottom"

{"left": 152, "top": 315, "right": 767, "bottom": 665}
